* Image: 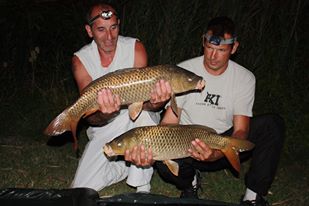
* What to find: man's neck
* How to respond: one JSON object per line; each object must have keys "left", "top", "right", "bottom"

{"left": 98, "top": 49, "right": 115, "bottom": 68}
{"left": 203, "top": 60, "right": 229, "bottom": 76}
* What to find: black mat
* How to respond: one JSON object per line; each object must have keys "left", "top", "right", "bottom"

{"left": 0, "top": 188, "right": 238, "bottom": 206}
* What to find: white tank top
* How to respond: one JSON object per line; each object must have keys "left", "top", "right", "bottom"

{"left": 74, "top": 36, "right": 159, "bottom": 142}
{"left": 75, "top": 36, "right": 135, "bottom": 80}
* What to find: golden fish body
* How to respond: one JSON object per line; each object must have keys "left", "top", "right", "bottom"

{"left": 44, "top": 65, "right": 205, "bottom": 151}
{"left": 104, "top": 125, "right": 255, "bottom": 175}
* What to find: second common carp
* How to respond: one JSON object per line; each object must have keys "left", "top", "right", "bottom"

{"left": 104, "top": 124, "right": 255, "bottom": 176}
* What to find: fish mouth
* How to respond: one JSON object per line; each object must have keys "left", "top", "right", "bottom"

{"left": 103, "top": 145, "right": 116, "bottom": 157}
{"left": 195, "top": 80, "right": 205, "bottom": 90}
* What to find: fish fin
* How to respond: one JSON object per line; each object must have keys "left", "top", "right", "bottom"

{"left": 70, "top": 119, "right": 79, "bottom": 154}
{"left": 221, "top": 146, "right": 241, "bottom": 173}
{"left": 128, "top": 102, "right": 143, "bottom": 120}
{"left": 44, "top": 108, "right": 72, "bottom": 136}
{"left": 170, "top": 94, "right": 178, "bottom": 117}
{"left": 83, "top": 107, "right": 99, "bottom": 118}
{"left": 221, "top": 138, "right": 255, "bottom": 173}
{"left": 163, "top": 160, "right": 179, "bottom": 176}
{"left": 44, "top": 107, "right": 80, "bottom": 156}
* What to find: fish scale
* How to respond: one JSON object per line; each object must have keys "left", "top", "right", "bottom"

{"left": 44, "top": 65, "right": 205, "bottom": 153}
{"left": 126, "top": 125, "right": 228, "bottom": 160}
{"left": 104, "top": 124, "right": 255, "bottom": 175}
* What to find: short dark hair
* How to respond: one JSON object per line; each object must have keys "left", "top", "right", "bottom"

{"left": 206, "top": 16, "right": 236, "bottom": 38}
{"left": 85, "top": 0, "right": 120, "bottom": 25}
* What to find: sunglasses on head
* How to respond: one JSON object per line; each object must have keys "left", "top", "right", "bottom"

{"left": 203, "top": 34, "right": 237, "bottom": 46}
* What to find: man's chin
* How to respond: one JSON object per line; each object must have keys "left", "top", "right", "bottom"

{"left": 102, "top": 47, "right": 116, "bottom": 53}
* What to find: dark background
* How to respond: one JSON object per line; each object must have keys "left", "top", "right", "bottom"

{"left": 0, "top": 0, "right": 308, "bottom": 161}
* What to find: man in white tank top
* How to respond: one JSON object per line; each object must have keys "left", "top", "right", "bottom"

{"left": 70, "top": 2, "right": 172, "bottom": 193}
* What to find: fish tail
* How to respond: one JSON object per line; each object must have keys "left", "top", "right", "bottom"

{"left": 44, "top": 107, "right": 80, "bottom": 152}
{"left": 221, "top": 138, "right": 255, "bottom": 173}
{"left": 44, "top": 108, "right": 72, "bottom": 136}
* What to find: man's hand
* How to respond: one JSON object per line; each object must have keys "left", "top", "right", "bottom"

{"left": 124, "top": 145, "right": 154, "bottom": 167}
{"left": 85, "top": 89, "right": 121, "bottom": 126}
{"left": 188, "top": 138, "right": 223, "bottom": 162}
{"left": 97, "top": 89, "right": 121, "bottom": 114}
{"left": 145, "top": 80, "right": 172, "bottom": 111}
{"left": 150, "top": 79, "right": 172, "bottom": 104}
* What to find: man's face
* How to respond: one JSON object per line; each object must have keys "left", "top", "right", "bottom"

{"left": 86, "top": 6, "right": 120, "bottom": 53}
{"left": 203, "top": 32, "right": 238, "bottom": 73}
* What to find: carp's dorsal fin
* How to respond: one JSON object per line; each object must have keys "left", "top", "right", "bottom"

{"left": 128, "top": 102, "right": 143, "bottom": 120}
{"left": 163, "top": 159, "right": 179, "bottom": 176}
{"left": 170, "top": 93, "right": 179, "bottom": 117}
{"left": 222, "top": 146, "right": 241, "bottom": 173}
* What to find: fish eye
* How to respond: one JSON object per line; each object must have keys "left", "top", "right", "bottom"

{"left": 188, "top": 78, "right": 192, "bottom": 82}
{"left": 117, "top": 142, "right": 122, "bottom": 147}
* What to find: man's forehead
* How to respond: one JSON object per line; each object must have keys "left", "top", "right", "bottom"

{"left": 92, "top": 5, "right": 115, "bottom": 17}
{"left": 206, "top": 31, "right": 233, "bottom": 39}
{"left": 89, "top": 5, "right": 119, "bottom": 26}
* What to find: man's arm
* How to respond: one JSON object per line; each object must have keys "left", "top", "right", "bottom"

{"left": 133, "top": 40, "right": 148, "bottom": 68}
{"left": 72, "top": 55, "right": 92, "bottom": 92}
{"left": 189, "top": 115, "right": 250, "bottom": 162}
{"left": 71, "top": 56, "right": 121, "bottom": 126}
{"left": 231, "top": 115, "right": 250, "bottom": 139}
{"left": 160, "top": 106, "right": 181, "bottom": 125}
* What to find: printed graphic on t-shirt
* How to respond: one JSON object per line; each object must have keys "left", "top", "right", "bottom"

{"left": 196, "top": 91, "right": 226, "bottom": 111}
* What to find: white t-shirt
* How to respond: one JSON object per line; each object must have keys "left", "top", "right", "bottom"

{"left": 176, "top": 56, "right": 255, "bottom": 134}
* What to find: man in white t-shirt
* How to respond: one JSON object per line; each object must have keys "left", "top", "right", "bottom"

{"left": 127, "top": 16, "right": 284, "bottom": 206}
{"left": 70, "top": 1, "right": 171, "bottom": 193}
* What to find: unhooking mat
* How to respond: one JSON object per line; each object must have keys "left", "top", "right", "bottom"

{"left": 0, "top": 188, "right": 238, "bottom": 206}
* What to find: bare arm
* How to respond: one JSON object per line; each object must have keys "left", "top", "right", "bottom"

{"left": 160, "top": 106, "right": 181, "bottom": 125}
{"left": 71, "top": 56, "right": 121, "bottom": 126}
{"left": 133, "top": 40, "right": 148, "bottom": 68}
{"left": 72, "top": 55, "right": 92, "bottom": 93}
{"left": 231, "top": 115, "right": 250, "bottom": 139}
{"left": 189, "top": 115, "right": 250, "bottom": 162}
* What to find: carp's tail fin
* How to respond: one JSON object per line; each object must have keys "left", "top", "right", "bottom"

{"left": 221, "top": 138, "right": 255, "bottom": 173}
{"left": 44, "top": 107, "right": 79, "bottom": 152}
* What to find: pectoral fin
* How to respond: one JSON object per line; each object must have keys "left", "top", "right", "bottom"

{"left": 163, "top": 160, "right": 179, "bottom": 176}
{"left": 170, "top": 94, "right": 179, "bottom": 117}
{"left": 128, "top": 102, "right": 143, "bottom": 120}
{"left": 83, "top": 103, "right": 100, "bottom": 118}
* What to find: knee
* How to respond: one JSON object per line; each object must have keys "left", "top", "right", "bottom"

{"left": 256, "top": 113, "right": 286, "bottom": 142}
{"left": 250, "top": 114, "right": 285, "bottom": 145}
{"left": 265, "top": 114, "right": 285, "bottom": 129}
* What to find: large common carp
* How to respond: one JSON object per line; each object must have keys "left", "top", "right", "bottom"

{"left": 103, "top": 124, "right": 255, "bottom": 176}
{"left": 44, "top": 65, "right": 205, "bottom": 151}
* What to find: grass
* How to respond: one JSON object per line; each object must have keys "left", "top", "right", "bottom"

{"left": 0, "top": 131, "right": 308, "bottom": 205}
